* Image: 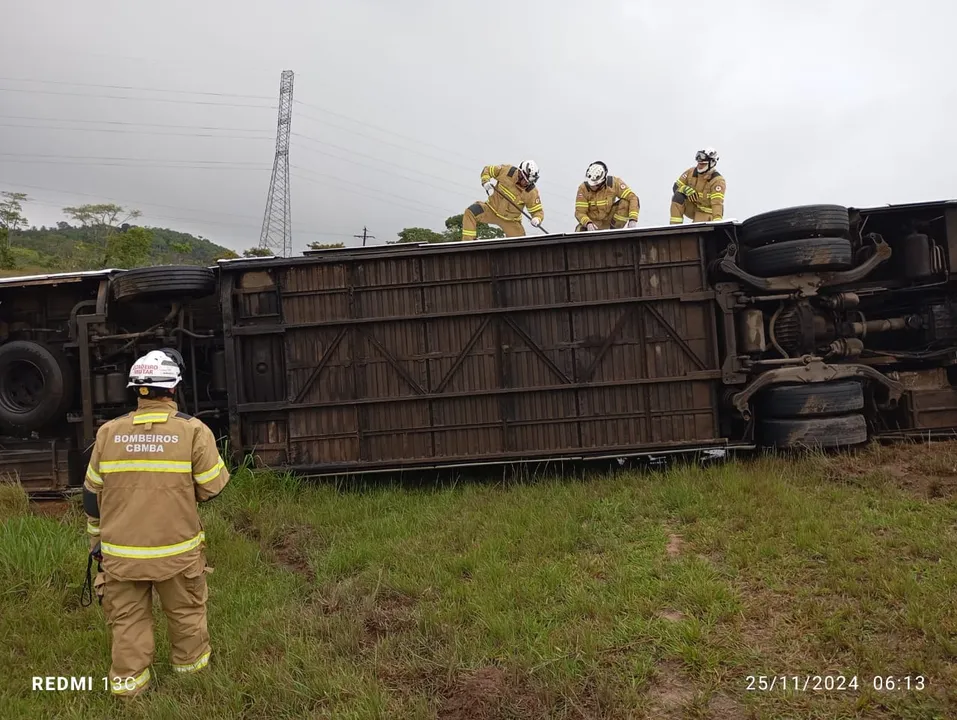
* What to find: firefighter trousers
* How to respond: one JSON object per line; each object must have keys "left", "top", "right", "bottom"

{"left": 669, "top": 193, "right": 712, "bottom": 224}
{"left": 576, "top": 200, "right": 629, "bottom": 231}
{"left": 95, "top": 554, "right": 213, "bottom": 697}
{"left": 462, "top": 201, "right": 525, "bottom": 240}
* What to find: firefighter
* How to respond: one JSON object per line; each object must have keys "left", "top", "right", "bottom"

{"left": 669, "top": 148, "right": 725, "bottom": 224}
{"left": 574, "top": 161, "right": 640, "bottom": 231}
{"left": 83, "top": 348, "right": 230, "bottom": 698}
{"left": 462, "top": 160, "right": 544, "bottom": 240}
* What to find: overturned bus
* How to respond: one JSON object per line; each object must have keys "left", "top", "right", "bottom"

{"left": 1, "top": 200, "right": 956, "bottom": 493}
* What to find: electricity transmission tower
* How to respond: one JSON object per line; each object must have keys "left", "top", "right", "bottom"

{"left": 259, "top": 70, "right": 294, "bottom": 256}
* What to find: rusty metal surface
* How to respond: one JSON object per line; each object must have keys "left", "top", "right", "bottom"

{"left": 225, "top": 229, "right": 726, "bottom": 472}
{"left": 0, "top": 440, "right": 72, "bottom": 493}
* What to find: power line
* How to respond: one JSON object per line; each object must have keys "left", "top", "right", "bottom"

{"left": 0, "top": 151, "right": 266, "bottom": 164}
{"left": 292, "top": 142, "right": 473, "bottom": 199}
{"left": 291, "top": 165, "right": 447, "bottom": 214}
{"left": 0, "top": 122, "right": 272, "bottom": 141}
{"left": 0, "top": 159, "right": 268, "bottom": 170}
{"left": 0, "top": 86, "right": 276, "bottom": 109}
{"left": 295, "top": 100, "right": 483, "bottom": 165}
{"left": 0, "top": 76, "right": 274, "bottom": 100}
{"left": 296, "top": 111, "right": 475, "bottom": 172}
{"left": 291, "top": 171, "right": 447, "bottom": 222}
{"left": 291, "top": 132, "right": 476, "bottom": 191}
{"left": 0, "top": 114, "right": 267, "bottom": 132}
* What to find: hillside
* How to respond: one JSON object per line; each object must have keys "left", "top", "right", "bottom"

{"left": 2, "top": 224, "right": 238, "bottom": 277}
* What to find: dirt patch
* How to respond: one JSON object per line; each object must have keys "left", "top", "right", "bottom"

{"left": 362, "top": 590, "right": 416, "bottom": 643}
{"left": 823, "top": 441, "right": 957, "bottom": 499}
{"left": 666, "top": 534, "right": 684, "bottom": 558}
{"left": 30, "top": 499, "right": 70, "bottom": 518}
{"left": 644, "top": 660, "right": 696, "bottom": 718}
{"left": 707, "top": 691, "right": 745, "bottom": 719}
{"left": 231, "top": 508, "right": 261, "bottom": 540}
{"left": 658, "top": 609, "right": 686, "bottom": 622}
{"left": 437, "top": 666, "right": 548, "bottom": 720}
{"left": 271, "top": 526, "right": 317, "bottom": 582}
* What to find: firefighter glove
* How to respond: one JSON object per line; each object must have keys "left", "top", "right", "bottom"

{"left": 530, "top": 217, "right": 541, "bottom": 227}
{"left": 483, "top": 179, "right": 498, "bottom": 195}
{"left": 585, "top": 222, "right": 597, "bottom": 231}
{"left": 683, "top": 187, "right": 699, "bottom": 201}
{"left": 627, "top": 219, "right": 638, "bottom": 228}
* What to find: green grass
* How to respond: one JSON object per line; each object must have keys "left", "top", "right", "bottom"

{"left": 1, "top": 443, "right": 955, "bottom": 719}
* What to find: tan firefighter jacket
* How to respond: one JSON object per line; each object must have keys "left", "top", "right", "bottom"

{"left": 673, "top": 166, "right": 726, "bottom": 220}
{"left": 575, "top": 176, "right": 640, "bottom": 227}
{"left": 480, "top": 163, "right": 545, "bottom": 224}
{"left": 83, "top": 398, "right": 230, "bottom": 581}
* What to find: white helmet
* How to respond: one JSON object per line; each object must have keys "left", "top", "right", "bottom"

{"left": 695, "top": 147, "right": 719, "bottom": 172}
{"left": 518, "top": 159, "right": 539, "bottom": 185}
{"left": 127, "top": 349, "right": 185, "bottom": 390}
{"left": 585, "top": 161, "right": 608, "bottom": 189}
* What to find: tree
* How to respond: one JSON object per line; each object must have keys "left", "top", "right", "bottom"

{"left": 0, "top": 191, "right": 29, "bottom": 269}
{"left": 307, "top": 241, "right": 345, "bottom": 250}
{"left": 394, "top": 215, "right": 505, "bottom": 245}
{"left": 243, "top": 247, "right": 273, "bottom": 257}
{"left": 62, "top": 203, "right": 142, "bottom": 268}
{"left": 108, "top": 226, "right": 153, "bottom": 268}
{"left": 395, "top": 227, "right": 446, "bottom": 244}
{"left": 443, "top": 213, "right": 505, "bottom": 241}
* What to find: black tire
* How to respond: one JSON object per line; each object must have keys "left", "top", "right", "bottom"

{"left": 0, "top": 341, "right": 74, "bottom": 433}
{"left": 759, "top": 380, "right": 864, "bottom": 419}
{"left": 740, "top": 204, "right": 849, "bottom": 247}
{"left": 111, "top": 265, "right": 216, "bottom": 303}
{"left": 746, "top": 237, "right": 853, "bottom": 276}
{"left": 761, "top": 414, "right": 867, "bottom": 449}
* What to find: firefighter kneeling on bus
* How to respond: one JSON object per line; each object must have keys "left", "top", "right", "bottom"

{"left": 83, "top": 348, "right": 230, "bottom": 698}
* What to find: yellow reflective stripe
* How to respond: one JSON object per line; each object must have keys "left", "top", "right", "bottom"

{"left": 102, "top": 531, "right": 205, "bottom": 560}
{"left": 613, "top": 214, "right": 628, "bottom": 221}
{"left": 670, "top": 217, "right": 683, "bottom": 223}
{"left": 629, "top": 211, "right": 639, "bottom": 219}
{"left": 713, "top": 216, "right": 723, "bottom": 221}
{"left": 87, "top": 522, "right": 100, "bottom": 535}
{"left": 100, "top": 460, "right": 191, "bottom": 474}
{"left": 111, "top": 668, "right": 150, "bottom": 695}
{"left": 462, "top": 229, "right": 477, "bottom": 237}
{"left": 709, "top": 192, "right": 725, "bottom": 200}
{"left": 620, "top": 188, "right": 632, "bottom": 199}
{"left": 173, "top": 650, "right": 211, "bottom": 674}
{"left": 85, "top": 467, "right": 103, "bottom": 487}
{"left": 595, "top": 200, "right": 609, "bottom": 206}
{"left": 499, "top": 187, "right": 517, "bottom": 202}
{"left": 194, "top": 459, "right": 225, "bottom": 485}
{"left": 527, "top": 204, "right": 543, "bottom": 212}
{"left": 575, "top": 201, "right": 588, "bottom": 208}
{"left": 132, "top": 413, "right": 169, "bottom": 425}
{"left": 696, "top": 206, "right": 713, "bottom": 214}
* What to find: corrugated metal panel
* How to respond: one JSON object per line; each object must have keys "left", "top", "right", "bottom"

{"left": 226, "top": 229, "right": 725, "bottom": 472}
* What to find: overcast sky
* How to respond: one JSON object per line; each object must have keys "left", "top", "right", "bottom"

{"left": 0, "top": 0, "right": 953, "bottom": 256}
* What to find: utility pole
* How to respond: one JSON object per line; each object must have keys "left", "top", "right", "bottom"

{"left": 354, "top": 226, "right": 375, "bottom": 247}
{"left": 259, "top": 70, "right": 294, "bottom": 257}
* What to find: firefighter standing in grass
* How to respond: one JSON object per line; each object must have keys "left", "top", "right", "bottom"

{"left": 462, "top": 160, "right": 544, "bottom": 239}
{"left": 669, "top": 148, "right": 726, "bottom": 224}
{"left": 83, "top": 348, "right": 229, "bottom": 698}
{"left": 574, "top": 161, "right": 640, "bottom": 231}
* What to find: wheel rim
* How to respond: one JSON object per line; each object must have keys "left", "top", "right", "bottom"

{"left": 1, "top": 360, "right": 45, "bottom": 414}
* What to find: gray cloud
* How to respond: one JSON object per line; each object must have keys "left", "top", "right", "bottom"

{"left": 1, "top": 0, "right": 953, "bottom": 255}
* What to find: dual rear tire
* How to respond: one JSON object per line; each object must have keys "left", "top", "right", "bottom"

{"left": 757, "top": 380, "right": 868, "bottom": 449}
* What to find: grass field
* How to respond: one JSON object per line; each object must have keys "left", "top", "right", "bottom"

{"left": 1, "top": 442, "right": 955, "bottom": 719}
